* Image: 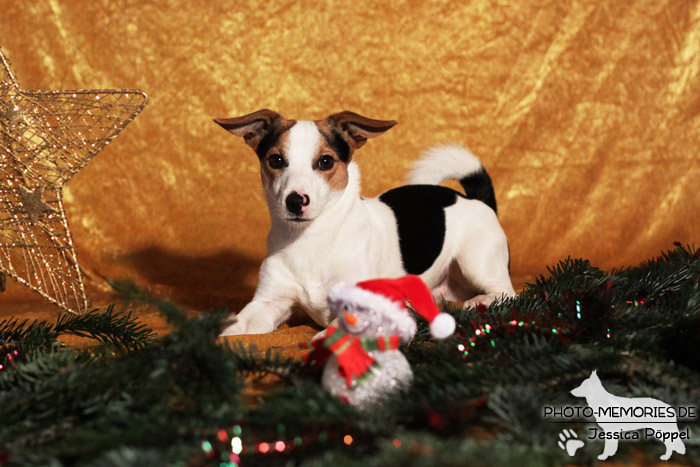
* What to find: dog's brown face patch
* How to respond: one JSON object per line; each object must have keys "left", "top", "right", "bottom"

{"left": 312, "top": 150, "right": 349, "bottom": 191}
{"left": 257, "top": 125, "right": 293, "bottom": 189}
{"left": 315, "top": 120, "right": 353, "bottom": 163}
{"left": 314, "top": 120, "right": 351, "bottom": 191}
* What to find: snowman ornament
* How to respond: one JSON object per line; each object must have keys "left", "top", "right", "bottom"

{"left": 308, "top": 275, "right": 456, "bottom": 409}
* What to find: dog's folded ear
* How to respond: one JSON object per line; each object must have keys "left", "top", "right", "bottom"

{"left": 326, "top": 111, "right": 397, "bottom": 149}
{"left": 214, "top": 109, "right": 283, "bottom": 149}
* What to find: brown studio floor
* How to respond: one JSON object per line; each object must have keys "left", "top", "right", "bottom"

{"left": 0, "top": 272, "right": 533, "bottom": 359}
{"left": 1, "top": 286, "right": 317, "bottom": 360}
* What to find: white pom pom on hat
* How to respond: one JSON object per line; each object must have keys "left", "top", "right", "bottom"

{"left": 429, "top": 312, "right": 456, "bottom": 339}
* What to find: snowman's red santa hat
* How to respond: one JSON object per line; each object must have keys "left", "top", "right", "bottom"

{"left": 328, "top": 275, "right": 456, "bottom": 339}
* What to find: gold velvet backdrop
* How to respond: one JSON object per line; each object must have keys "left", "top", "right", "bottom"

{"left": 1, "top": 1, "right": 699, "bottom": 320}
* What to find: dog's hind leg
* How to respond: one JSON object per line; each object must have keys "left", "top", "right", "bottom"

{"left": 454, "top": 239, "right": 515, "bottom": 310}
{"left": 444, "top": 200, "right": 515, "bottom": 309}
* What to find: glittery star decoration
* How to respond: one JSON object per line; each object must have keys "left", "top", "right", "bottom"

{"left": 18, "top": 186, "right": 56, "bottom": 224}
{"left": 0, "top": 46, "right": 147, "bottom": 314}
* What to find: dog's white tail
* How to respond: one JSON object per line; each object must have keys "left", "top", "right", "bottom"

{"left": 406, "top": 144, "right": 498, "bottom": 213}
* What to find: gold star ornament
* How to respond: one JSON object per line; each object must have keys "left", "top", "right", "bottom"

{"left": 0, "top": 46, "right": 147, "bottom": 314}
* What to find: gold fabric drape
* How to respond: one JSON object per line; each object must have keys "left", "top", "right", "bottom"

{"left": 1, "top": 1, "right": 698, "bottom": 321}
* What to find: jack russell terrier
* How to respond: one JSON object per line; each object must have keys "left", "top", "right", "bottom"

{"left": 214, "top": 109, "right": 515, "bottom": 335}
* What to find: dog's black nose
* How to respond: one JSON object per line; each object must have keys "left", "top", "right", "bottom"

{"left": 285, "top": 192, "right": 309, "bottom": 215}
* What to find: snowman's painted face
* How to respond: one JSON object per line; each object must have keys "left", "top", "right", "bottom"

{"left": 329, "top": 299, "right": 408, "bottom": 338}
{"left": 339, "top": 304, "right": 372, "bottom": 335}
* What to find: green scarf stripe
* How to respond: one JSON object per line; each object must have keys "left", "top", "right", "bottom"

{"left": 323, "top": 328, "right": 345, "bottom": 347}
{"left": 361, "top": 338, "right": 380, "bottom": 351}
{"left": 323, "top": 328, "right": 399, "bottom": 353}
{"left": 360, "top": 336, "right": 397, "bottom": 351}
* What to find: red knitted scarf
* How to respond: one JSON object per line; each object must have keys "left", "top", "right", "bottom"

{"left": 303, "top": 326, "right": 401, "bottom": 388}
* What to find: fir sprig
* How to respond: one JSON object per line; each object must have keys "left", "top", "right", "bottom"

{"left": 1, "top": 245, "right": 699, "bottom": 466}
{"left": 54, "top": 306, "right": 155, "bottom": 351}
{"left": 0, "top": 305, "right": 154, "bottom": 354}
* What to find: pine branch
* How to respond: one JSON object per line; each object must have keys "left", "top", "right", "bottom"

{"left": 0, "top": 348, "right": 78, "bottom": 392}
{"left": 0, "top": 317, "right": 56, "bottom": 352}
{"left": 2, "top": 245, "right": 699, "bottom": 465}
{"left": 0, "top": 306, "right": 154, "bottom": 355}
{"left": 224, "top": 341, "right": 306, "bottom": 381}
{"left": 54, "top": 305, "right": 155, "bottom": 352}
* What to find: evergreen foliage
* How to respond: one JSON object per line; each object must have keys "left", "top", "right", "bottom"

{"left": 0, "top": 245, "right": 698, "bottom": 466}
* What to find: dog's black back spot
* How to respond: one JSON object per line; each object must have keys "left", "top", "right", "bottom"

{"left": 379, "top": 185, "right": 460, "bottom": 275}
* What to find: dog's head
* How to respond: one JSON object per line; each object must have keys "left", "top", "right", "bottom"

{"left": 214, "top": 110, "right": 396, "bottom": 226}
{"left": 570, "top": 370, "right": 602, "bottom": 398}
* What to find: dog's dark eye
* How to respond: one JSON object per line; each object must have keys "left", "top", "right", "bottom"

{"left": 268, "top": 154, "right": 285, "bottom": 169}
{"left": 317, "top": 155, "right": 335, "bottom": 171}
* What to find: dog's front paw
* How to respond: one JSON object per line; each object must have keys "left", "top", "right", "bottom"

{"left": 241, "top": 319, "right": 278, "bottom": 334}
{"left": 219, "top": 314, "right": 246, "bottom": 336}
{"left": 219, "top": 314, "right": 277, "bottom": 336}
